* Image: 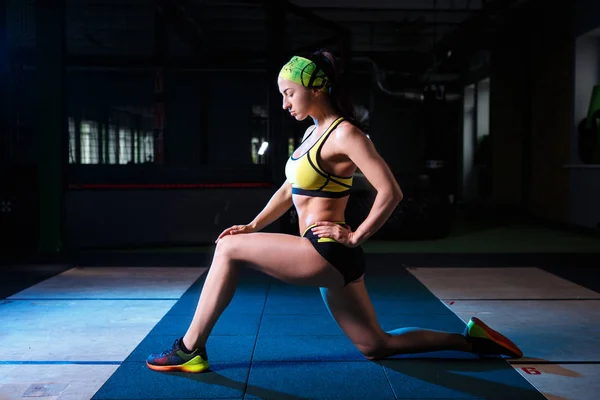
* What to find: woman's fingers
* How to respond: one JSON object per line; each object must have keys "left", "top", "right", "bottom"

{"left": 216, "top": 225, "right": 253, "bottom": 243}
{"left": 312, "top": 226, "right": 346, "bottom": 238}
{"left": 216, "top": 226, "right": 237, "bottom": 242}
{"left": 309, "top": 223, "right": 357, "bottom": 247}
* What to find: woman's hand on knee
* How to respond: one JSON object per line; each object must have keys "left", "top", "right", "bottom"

{"left": 215, "top": 224, "right": 256, "bottom": 243}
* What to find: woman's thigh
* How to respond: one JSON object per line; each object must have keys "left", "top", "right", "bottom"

{"left": 320, "top": 279, "right": 387, "bottom": 352}
{"left": 216, "top": 232, "right": 345, "bottom": 288}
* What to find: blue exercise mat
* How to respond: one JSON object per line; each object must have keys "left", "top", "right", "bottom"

{"left": 92, "top": 263, "right": 545, "bottom": 400}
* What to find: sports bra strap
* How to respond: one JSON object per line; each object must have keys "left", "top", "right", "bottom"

{"left": 300, "top": 125, "right": 317, "bottom": 144}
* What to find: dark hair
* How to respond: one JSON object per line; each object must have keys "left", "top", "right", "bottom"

{"left": 306, "top": 49, "right": 361, "bottom": 129}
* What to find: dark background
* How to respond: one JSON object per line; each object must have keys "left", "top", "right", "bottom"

{"left": 1, "top": 0, "right": 599, "bottom": 254}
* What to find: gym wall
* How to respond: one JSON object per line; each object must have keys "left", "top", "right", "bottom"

{"left": 64, "top": 69, "right": 275, "bottom": 249}
{"left": 528, "top": 1, "right": 572, "bottom": 225}
{"left": 570, "top": 0, "right": 600, "bottom": 231}
{"left": 489, "top": 0, "right": 600, "bottom": 233}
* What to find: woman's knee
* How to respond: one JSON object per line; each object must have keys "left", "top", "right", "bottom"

{"left": 214, "top": 235, "right": 239, "bottom": 262}
{"left": 355, "top": 335, "right": 390, "bottom": 360}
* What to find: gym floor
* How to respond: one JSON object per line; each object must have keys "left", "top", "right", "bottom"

{"left": 1, "top": 214, "right": 599, "bottom": 400}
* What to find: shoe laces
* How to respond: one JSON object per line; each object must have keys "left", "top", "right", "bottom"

{"left": 159, "top": 338, "right": 182, "bottom": 357}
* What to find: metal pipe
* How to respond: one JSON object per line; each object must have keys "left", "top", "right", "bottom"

{"left": 353, "top": 57, "right": 461, "bottom": 101}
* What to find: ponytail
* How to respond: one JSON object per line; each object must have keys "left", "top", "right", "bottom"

{"left": 308, "top": 49, "right": 363, "bottom": 130}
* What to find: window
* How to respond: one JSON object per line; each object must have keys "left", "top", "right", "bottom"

{"left": 250, "top": 105, "right": 268, "bottom": 164}
{"left": 463, "top": 84, "right": 475, "bottom": 174}
{"left": 476, "top": 78, "right": 490, "bottom": 143}
{"left": 141, "top": 131, "right": 154, "bottom": 163}
{"left": 107, "top": 125, "right": 117, "bottom": 164}
{"left": 80, "top": 120, "right": 99, "bottom": 164}
{"left": 462, "top": 78, "right": 491, "bottom": 201}
{"left": 68, "top": 107, "right": 155, "bottom": 165}
{"left": 68, "top": 117, "right": 76, "bottom": 164}
{"left": 118, "top": 127, "right": 131, "bottom": 164}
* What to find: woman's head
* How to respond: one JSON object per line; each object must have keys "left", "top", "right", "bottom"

{"left": 277, "top": 49, "right": 357, "bottom": 124}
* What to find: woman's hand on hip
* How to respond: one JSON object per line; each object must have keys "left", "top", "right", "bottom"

{"left": 310, "top": 221, "right": 359, "bottom": 248}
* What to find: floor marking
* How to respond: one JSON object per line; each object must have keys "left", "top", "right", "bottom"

{"left": 522, "top": 367, "right": 542, "bottom": 375}
{"left": 510, "top": 361, "right": 600, "bottom": 365}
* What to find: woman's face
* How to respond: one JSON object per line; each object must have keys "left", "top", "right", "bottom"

{"left": 278, "top": 77, "right": 314, "bottom": 121}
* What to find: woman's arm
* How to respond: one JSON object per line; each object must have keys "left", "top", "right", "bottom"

{"left": 338, "top": 126, "right": 403, "bottom": 246}
{"left": 248, "top": 180, "right": 294, "bottom": 231}
{"left": 248, "top": 125, "right": 314, "bottom": 231}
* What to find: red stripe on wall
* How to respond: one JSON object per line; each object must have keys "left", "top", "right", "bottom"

{"left": 68, "top": 183, "right": 274, "bottom": 189}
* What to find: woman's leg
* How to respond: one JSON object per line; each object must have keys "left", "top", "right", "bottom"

{"left": 320, "top": 278, "right": 471, "bottom": 360}
{"left": 182, "top": 232, "right": 345, "bottom": 351}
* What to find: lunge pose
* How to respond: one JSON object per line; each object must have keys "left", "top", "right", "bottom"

{"left": 147, "top": 50, "right": 522, "bottom": 373}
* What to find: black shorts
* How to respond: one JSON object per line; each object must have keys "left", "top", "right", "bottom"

{"left": 302, "top": 223, "right": 366, "bottom": 286}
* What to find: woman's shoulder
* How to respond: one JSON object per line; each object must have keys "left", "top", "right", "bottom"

{"left": 335, "top": 119, "right": 367, "bottom": 140}
{"left": 331, "top": 120, "right": 373, "bottom": 156}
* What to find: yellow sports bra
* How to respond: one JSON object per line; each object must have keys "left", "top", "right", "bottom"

{"left": 285, "top": 117, "right": 353, "bottom": 198}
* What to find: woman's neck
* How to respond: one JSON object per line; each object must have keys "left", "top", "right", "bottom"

{"left": 311, "top": 104, "right": 340, "bottom": 131}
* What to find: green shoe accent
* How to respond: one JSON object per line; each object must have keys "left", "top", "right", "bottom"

{"left": 178, "top": 354, "right": 210, "bottom": 373}
{"left": 464, "top": 317, "right": 523, "bottom": 358}
{"left": 466, "top": 319, "right": 490, "bottom": 339}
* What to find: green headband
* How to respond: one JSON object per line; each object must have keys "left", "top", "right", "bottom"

{"left": 278, "top": 56, "right": 331, "bottom": 90}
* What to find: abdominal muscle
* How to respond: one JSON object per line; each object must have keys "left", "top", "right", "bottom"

{"left": 293, "top": 195, "right": 350, "bottom": 235}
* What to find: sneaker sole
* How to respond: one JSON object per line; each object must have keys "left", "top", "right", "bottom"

{"left": 146, "top": 361, "right": 210, "bottom": 373}
{"left": 471, "top": 317, "right": 523, "bottom": 358}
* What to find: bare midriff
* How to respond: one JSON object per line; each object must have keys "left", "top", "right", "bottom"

{"left": 293, "top": 195, "right": 350, "bottom": 235}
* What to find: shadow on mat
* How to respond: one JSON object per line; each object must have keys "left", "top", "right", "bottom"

{"left": 381, "top": 358, "right": 545, "bottom": 399}
{"left": 161, "top": 367, "right": 311, "bottom": 400}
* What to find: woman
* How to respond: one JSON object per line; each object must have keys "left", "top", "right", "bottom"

{"left": 146, "top": 50, "right": 522, "bottom": 373}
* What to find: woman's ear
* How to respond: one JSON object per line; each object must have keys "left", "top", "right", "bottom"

{"left": 311, "top": 87, "right": 327, "bottom": 98}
